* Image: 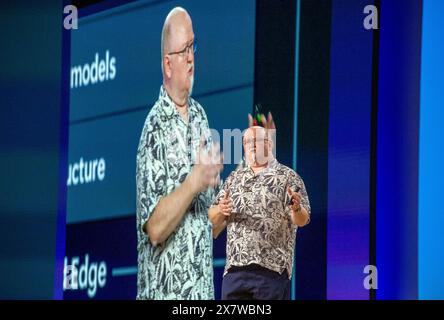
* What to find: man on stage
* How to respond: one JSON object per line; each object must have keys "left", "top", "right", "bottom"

{"left": 209, "top": 125, "right": 311, "bottom": 300}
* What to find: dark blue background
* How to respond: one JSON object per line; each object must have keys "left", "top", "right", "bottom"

{"left": 0, "top": 1, "right": 64, "bottom": 299}
{"left": 2, "top": 0, "right": 443, "bottom": 300}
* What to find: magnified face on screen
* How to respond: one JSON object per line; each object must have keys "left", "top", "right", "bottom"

{"left": 162, "top": 9, "right": 195, "bottom": 100}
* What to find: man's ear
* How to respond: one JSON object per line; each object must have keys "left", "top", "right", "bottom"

{"left": 267, "top": 135, "right": 274, "bottom": 155}
{"left": 163, "top": 55, "right": 172, "bottom": 79}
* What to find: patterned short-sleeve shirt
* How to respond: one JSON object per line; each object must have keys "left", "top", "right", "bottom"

{"left": 214, "top": 158, "right": 311, "bottom": 278}
{"left": 136, "top": 86, "right": 217, "bottom": 300}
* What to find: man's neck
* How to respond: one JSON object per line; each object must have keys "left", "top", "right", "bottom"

{"left": 164, "top": 84, "right": 189, "bottom": 121}
{"left": 176, "top": 104, "right": 189, "bottom": 122}
{"left": 250, "top": 162, "right": 268, "bottom": 174}
{"left": 248, "top": 156, "right": 276, "bottom": 174}
{"left": 251, "top": 166, "right": 265, "bottom": 174}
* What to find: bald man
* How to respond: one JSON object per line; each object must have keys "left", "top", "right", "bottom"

{"left": 209, "top": 126, "right": 311, "bottom": 300}
{"left": 136, "top": 7, "right": 223, "bottom": 300}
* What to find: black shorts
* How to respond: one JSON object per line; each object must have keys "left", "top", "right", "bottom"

{"left": 221, "top": 264, "right": 291, "bottom": 300}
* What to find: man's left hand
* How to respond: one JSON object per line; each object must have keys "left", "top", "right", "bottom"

{"left": 287, "top": 187, "right": 301, "bottom": 213}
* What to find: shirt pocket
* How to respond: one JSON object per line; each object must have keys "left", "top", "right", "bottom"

{"left": 261, "top": 187, "right": 286, "bottom": 216}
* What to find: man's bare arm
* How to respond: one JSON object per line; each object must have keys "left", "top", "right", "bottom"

{"left": 287, "top": 187, "right": 310, "bottom": 227}
{"left": 290, "top": 206, "right": 310, "bottom": 227}
{"left": 145, "top": 176, "right": 198, "bottom": 246}
{"left": 145, "top": 141, "right": 223, "bottom": 246}
{"left": 209, "top": 205, "right": 228, "bottom": 239}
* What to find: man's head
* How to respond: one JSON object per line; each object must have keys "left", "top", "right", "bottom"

{"left": 243, "top": 126, "right": 273, "bottom": 168}
{"left": 161, "top": 7, "right": 195, "bottom": 104}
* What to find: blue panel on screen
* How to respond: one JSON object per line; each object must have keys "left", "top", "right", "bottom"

{"left": 67, "top": 110, "right": 146, "bottom": 223}
{"left": 419, "top": 0, "right": 444, "bottom": 300}
{"left": 376, "top": 0, "right": 422, "bottom": 300}
{"left": 70, "top": 0, "right": 255, "bottom": 122}
{"left": 64, "top": 217, "right": 137, "bottom": 299}
{"left": 327, "top": 0, "right": 373, "bottom": 300}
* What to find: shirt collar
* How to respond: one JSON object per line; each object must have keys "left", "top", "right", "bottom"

{"left": 158, "top": 85, "right": 196, "bottom": 121}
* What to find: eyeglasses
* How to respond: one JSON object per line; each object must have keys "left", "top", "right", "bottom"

{"left": 167, "top": 39, "right": 197, "bottom": 58}
{"left": 243, "top": 138, "right": 269, "bottom": 147}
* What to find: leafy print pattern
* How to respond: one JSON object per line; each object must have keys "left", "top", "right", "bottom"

{"left": 214, "top": 159, "right": 311, "bottom": 279}
{"left": 136, "top": 86, "right": 216, "bottom": 300}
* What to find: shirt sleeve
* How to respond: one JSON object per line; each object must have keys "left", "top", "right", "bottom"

{"left": 285, "top": 170, "right": 311, "bottom": 224}
{"left": 136, "top": 125, "right": 167, "bottom": 235}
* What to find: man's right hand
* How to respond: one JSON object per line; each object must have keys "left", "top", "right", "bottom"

{"left": 187, "top": 138, "right": 223, "bottom": 195}
{"left": 218, "top": 190, "right": 233, "bottom": 217}
{"left": 208, "top": 189, "right": 232, "bottom": 239}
